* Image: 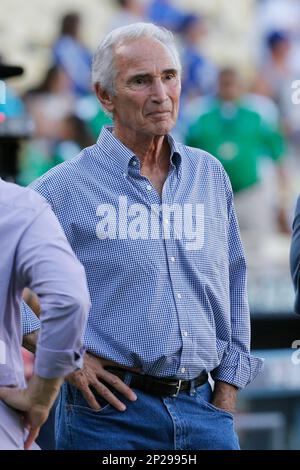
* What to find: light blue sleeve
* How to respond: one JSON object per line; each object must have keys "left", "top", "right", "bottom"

{"left": 17, "top": 204, "right": 90, "bottom": 379}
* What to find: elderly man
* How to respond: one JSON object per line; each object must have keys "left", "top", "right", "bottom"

{"left": 23, "top": 23, "right": 263, "bottom": 450}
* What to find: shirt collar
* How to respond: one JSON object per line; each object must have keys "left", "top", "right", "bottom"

{"left": 97, "top": 125, "right": 182, "bottom": 176}
{"left": 166, "top": 133, "right": 182, "bottom": 176}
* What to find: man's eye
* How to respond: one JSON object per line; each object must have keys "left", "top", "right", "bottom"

{"left": 134, "top": 78, "right": 145, "bottom": 85}
{"left": 165, "top": 74, "right": 176, "bottom": 80}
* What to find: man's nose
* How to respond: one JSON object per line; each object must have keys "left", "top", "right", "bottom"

{"left": 150, "top": 79, "right": 168, "bottom": 103}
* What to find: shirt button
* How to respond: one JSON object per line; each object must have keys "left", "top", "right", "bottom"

{"left": 146, "top": 184, "right": 152, "bottom": 191}
{"left": 164, "top": 218, "right": 169, "bottom": 225}
{"left": 177, "top": 293, "right": 182, "bottom": 299}
{"left": 132, "top": 161, "right": 137, "bottom": 166}
{"left": 170, "top": 256, "right": 176, "bottom": 263}
{"left": 123, "top": 172, "right": 127, "bottom": 178}
{"left": 183, "top": 331, "right": 188, "bottom": 337}
{"left": 181, "top": 367, "right": 186, "bottom": 373}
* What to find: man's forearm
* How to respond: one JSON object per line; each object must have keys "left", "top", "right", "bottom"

{"left": 0, "top": 373, "right": 62, "bottom": 407}
{"left": 27, "top": 374, "right": 63, "bottom": 408}
{"left": 22, "top": 330, "right": 39, "bottom": 354}
{"left": 212, "top": 380, "right": 238, "bottom": 413}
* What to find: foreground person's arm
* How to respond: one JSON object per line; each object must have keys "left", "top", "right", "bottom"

{"left": 1, "top": 201, "right": 90, "bottom": 447}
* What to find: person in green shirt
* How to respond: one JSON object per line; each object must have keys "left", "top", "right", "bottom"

{"left": 185, "top": 68, "right": 289, "bottom": 234}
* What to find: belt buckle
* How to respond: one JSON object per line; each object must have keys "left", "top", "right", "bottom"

{"left": 171, "top": 379, "right": 182, "bottom": 398}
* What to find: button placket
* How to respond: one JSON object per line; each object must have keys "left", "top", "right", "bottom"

{"left": 161, "top": 184, "right": 191, "bottom": 382}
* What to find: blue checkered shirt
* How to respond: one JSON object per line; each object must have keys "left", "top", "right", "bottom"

{"left": 22, "top": 126, "right": 263, "bottom": 388}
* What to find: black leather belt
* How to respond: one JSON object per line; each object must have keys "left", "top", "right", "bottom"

{"left": 105, "top": 367, "right": 208, "bottom": 398}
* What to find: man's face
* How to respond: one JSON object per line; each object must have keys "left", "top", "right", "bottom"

{"left": 107, "top": 37, "right": 181, "bottom": 137}
{"left": 218, "top": 72, "right": 241, "bottom": 102}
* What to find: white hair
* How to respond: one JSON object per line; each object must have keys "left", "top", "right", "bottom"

{"left": 92, "top": 22, "right": 181, "bottom": 95}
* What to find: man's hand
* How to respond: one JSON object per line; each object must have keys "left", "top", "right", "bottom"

{"left": 211, "top": 380, "right": 238, "bottom": 414}
{"left": 0, "top": 375, "right": 62, "bottom": 449}
{"left": 66, "top": 352, "right": 138, "bottom": 411}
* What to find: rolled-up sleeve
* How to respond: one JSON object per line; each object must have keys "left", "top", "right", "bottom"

{"left": 17, "top": 203, "right": 90, "bottom": 379}
{"left": 211, "top": 172, "right": 264, "bottom": 388}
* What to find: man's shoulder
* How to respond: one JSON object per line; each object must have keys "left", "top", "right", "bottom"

{"left": 178, "top": 143, "right": 230, "bottom": 196}
{"left": 0, "top": 180, "right": 48, "bottom": 218}
{"left": 179, "top": 142, "right": 225, "bottom": 172}
{"left": 30, "top": 147, "right": 93, "bottom": 193}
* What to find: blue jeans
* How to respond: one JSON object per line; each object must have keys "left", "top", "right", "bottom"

{"left": 55, "top": 373, "right": 240, "bottom": 450}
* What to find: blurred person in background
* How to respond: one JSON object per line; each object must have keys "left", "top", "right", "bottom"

{"left": 259, "top": 31, "right": 300, "bottom": 141}
{"left": 75, "top": 94, "right": 112, "bottom": 140}
{"left": 186, "top": 67, "right": 289, "bottom": 237}
{"left": 52, "top": 12, "right": 92, "bottom": 97}
{"left": 22, "top": 22, "right": 262, "bottom": 450}
{"left": 108, "top": 0, "right": 145, "bottom": 31}
{"left": 19, "top": 66, "right": 75, "bottom": 185}
{"left": 178, "top": 14, "right": 217, "bottom": 104}
{"left": 256, "top": 0, "right": 300, "bottom": 66}
{"left": 244, "top": 74, "right": 281, "bottom": 129}
{"left": 0, "top": 56, "right": 32, "bottom": 182}
{"left": 147, "top": 0, "right": 186, "bottom": 33}
{"left": 24, "top": 65, "right": 74, "bottom": 141}
{"left": 173, "top": 13, "right": 217, "bottom": 140}
{"left": 18, "top": 114, "right": 94, "bottom": 186}
{"left": 52, "top": 114, "right": 94, "bottom": 163}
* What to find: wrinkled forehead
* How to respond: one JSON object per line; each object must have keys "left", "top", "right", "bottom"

{"left": 113, "top": 37, "right": 178, "bottom": 74}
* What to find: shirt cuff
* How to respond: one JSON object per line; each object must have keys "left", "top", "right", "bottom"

{"left": 211, "top": 345, "right": 264, "bottom": 389}
{"left": 21, "top": 301, "right": 41, "bottom": 336}
{"left": 34, "top": 345, "right": 86, "bottom": 379}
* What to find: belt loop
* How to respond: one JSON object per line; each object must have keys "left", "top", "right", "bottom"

{"left": 189, "top": 379, "right": 196, "bottom": 396}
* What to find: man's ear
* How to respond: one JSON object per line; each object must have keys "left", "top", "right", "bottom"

{"left": 95, "top": 83, "right": 114, "bottom": 113}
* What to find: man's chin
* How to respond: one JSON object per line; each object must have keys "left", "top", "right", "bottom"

{"left": 150, "top": 122, "right": 174, "bottom": 136}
